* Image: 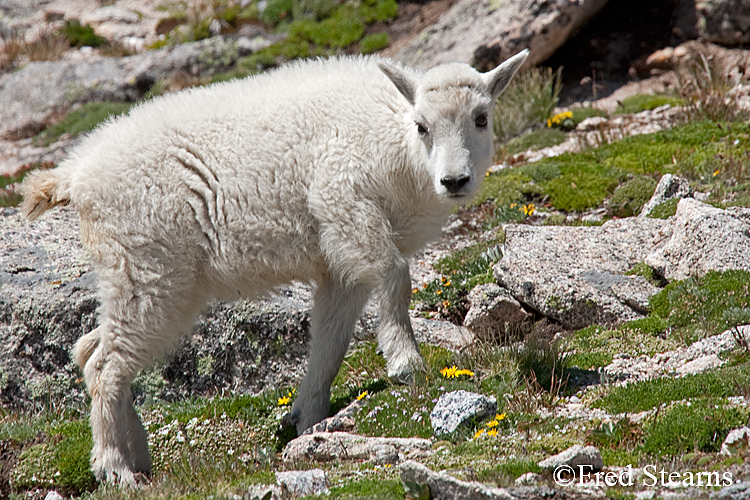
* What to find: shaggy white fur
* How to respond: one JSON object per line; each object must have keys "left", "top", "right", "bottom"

{"left": 20, "top": 50, "right": 528, "bottom": 485}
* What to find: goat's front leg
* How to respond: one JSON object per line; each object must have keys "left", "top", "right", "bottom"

{"left": 376, "top": 255, "right": 425, "bottom": 383}
{"left": 290, "top": 275, "right": 370, "bottom": 434}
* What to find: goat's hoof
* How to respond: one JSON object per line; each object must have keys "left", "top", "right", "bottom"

{"left": 280, "top": 409, "right": 301, "bottom": 428}
{"left": 388, "top": 368, "right": 414, "bottom": 385}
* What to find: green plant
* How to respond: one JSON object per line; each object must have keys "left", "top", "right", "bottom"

{"left": 34, "top": 102, "right": 134, "bottom": 147}
{"left": 646, "top": 198, "right": 679, "bottom": 219}
{"left": 614, "top": 94, "right": 684, "bottom": 115}
{"left": 649, "top": 270, "right": 750, "bottom": 343}
{"left": 360, "top": 32, "right": 389, "bottom": 54}
{"left": 53, "top": 420, "right": 97, "bottom": 494}
{"left": 595, "top": 362, "right": 750, "bottom": 414}
{"left": 501, "top": 128, "right": 566, "bottom": 156}
{"left": 607, "top": 175, "right": 658, "bottom": 217}
{"left": 61, "top": 20, "right": 105, "bottom": 47}
{"left": 640, "top": 400, "right": 747, "bottom": 456}
{"left": 493, "top": 66, "right": 562, "bottom": 145}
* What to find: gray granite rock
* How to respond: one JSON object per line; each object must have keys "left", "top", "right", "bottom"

{"left": 494, "top": 218, "right": 666, "bottom": 330}
{"left": 430, "top": 390, "right": 497, "bottom": 438}
{"left": 639, "top": 174, "right": 693, "bottom": 218}
{"left": 645, "top": 198, "right": 750, "bottom": 281}
{"left": 396, "top": 0, "right": 610, "bottom": 71}
{"left": 463, "top": 283, "right": 530, "bottom": 341}
{"left": 282, "top": 432, "right": 432, "bottom": 465}
{"left": 538, "top": 444, "right": 604, "bottom": 473}
{"left": 276, "top": 469, "right": 329, "bottom": 498}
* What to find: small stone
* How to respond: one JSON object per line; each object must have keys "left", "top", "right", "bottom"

{"left": 639, "top": 174, "right": 692, "bottom": 217}
{"left": 430, "top": 390, "right": 497, "bottom": 438}
{"left": 538, "top": 444, "right": 604, "bottom": 472}
{"left": 720, "top": 426, "right": 750, "bottom": 456}
{"left": 44, "top": 492, "right": 64, "bottom": 500}
{"left": 276, "top": 469, "right": 329, "bottom": 497}
{"left": 515, "top": 472, "right": 541, "bottom": 485}
{"left": 463, "top": 283, "right": 529, "bottom": 341}
{"left": 244, "top": 483, "right": 282, "bottom": 500}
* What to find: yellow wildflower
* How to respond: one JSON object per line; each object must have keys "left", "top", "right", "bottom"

{"left": 442, "top": 300, "right": 451, "bottom": 308}
{"left": 278, "top": 395, "right": 291, "bottom": 406}
{"left": 455, "top": 369, "right": 474, "bottom": 377}
{"left": 357, "top": 390, "right": 368, "bottom": 401}
{"left": 523, "top": 203, "right": 535, "bottom": 216}
{"left": 474, "top": 428, "right": 486, "bottom": 439}
{"left": 496, "top": 413, "right": 507, "bottom": 421}
{"left": 423, "top": 283, "right": 428, "bottom": 289}
{"left": 547, "top": 110, "right": 573, "bottom": 127}
{"left": 713, "top": 169, "right": 721, "bottom": 177}
{"left": 436, "top": 290, "right": 442, "bottom": 295}
{"left": 487, "top": 428, "right": 499, "bottom": 437}
{"left": 412, "top": 288, "right": 419, "bottom": 294}
{"left": 441, "top": 365, "right": 458, "bottom": 378}
{"left": 445, "top": 280, "right": 451, "bottom": 287}
{"left": 486, "top": 420, "right": 499, "bottom": 428}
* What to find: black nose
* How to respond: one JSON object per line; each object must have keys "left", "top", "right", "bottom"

{"left": 440, "top": 174, "right": 471, "bottom": 194}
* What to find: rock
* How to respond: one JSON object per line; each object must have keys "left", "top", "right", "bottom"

{"left": 494, "top": 218, "right": 666, "bottom": 330}
{"left": 395, "top": 0, "right": 610, "bottom": 71}
{"left": 276, "top": 469, "right": 329, "bottom": 497}
{"left": 602, "top": 325, "right": 747, "bottom": 383}
{"left": 301, "top": 398, "right": 363, "bottom": 435}
{"left": 400, "top": 460, "right": 562, "bottom": 500}
{"left": 515, "top": 472, "right": 541, "bottom": 486}
{"left": 719, "top": 426, "right": 750, "bottom": 456}
{"left": 695, "top": 0, "right": 750, "bottom": 46}
{"left": 282, "top": 432, "right": 432, "bottom": 465}
{"left": 244, "top": 483, "right": 282, "bottom": 500}
{"left": 711, "top": 480, "right": 750, "bottom": 500}
{"left": 430, "top": 390, "right": 497, "bottom": 438}
{"left": 0, "top": 34, "right": 278, "bottom": 141}
{"left": 411, "top": 316, "right": 473, "bottom": 351}
{"left": 538, "top": 444, "right": 604, "bottom": 473}
{"left": 639, "top": 174, "right": 693, "bottom": 217}
{"left": 44, "top": 492, "right": 64, "bottom": 500}
{"left": 645, "top": 198, "right": 750, "bottom": 281}
{"left": 463, "top": 283, "right": 530, "bottom": 341}
{"left": 0, "top": 207, "right": 315, "bottom": 408}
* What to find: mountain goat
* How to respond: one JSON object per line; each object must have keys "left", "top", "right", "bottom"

{"left": 20, "top": 50, "right": 528, "bottom": 485}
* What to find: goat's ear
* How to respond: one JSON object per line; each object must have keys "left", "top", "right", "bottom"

{"left": 484, "top": 49, "right": 529, "bottom": 100}
{"left": 378, "top": 60, "right": 417, "bottom": 106}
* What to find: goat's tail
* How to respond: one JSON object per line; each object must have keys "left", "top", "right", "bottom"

{"left": 73, "top": 329, "right": 101, "bottom": 371}
{"left": 19, "top": 168, "right": 71, "bottom": 220}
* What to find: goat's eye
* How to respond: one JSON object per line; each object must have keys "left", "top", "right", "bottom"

{"left": 416, "top": 122, "right": 429, "bottom": 136}
{"left": 475, "top": 113, "right": 488, "bottom": 128}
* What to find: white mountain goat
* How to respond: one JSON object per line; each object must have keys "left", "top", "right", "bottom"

{"left": 20, "top": 50, "right": 528, "bottom": 485}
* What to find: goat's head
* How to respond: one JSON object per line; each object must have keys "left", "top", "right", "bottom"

{"left": 379, "top": 50, "right": 528, "bottom": 201}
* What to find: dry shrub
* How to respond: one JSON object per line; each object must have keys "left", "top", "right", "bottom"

{"left": 22, "top": 26, "right": 69, "bottom": 62}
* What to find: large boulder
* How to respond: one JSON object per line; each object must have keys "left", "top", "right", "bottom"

{"left": 695, "top": 0, "right": 750, "bottom": 46}
{"left": 395, "top": 0, "right": 610, "bottom": 71}
{"left": 494, "top": 218, "right": 666, "bottom": 330}
{"left": 645, "top": 198, "right": 750, "bottom": 281}
{"left": 0, "top": 34, "right": 277, "bottom": 140}
{"left": 0, "top": 207, "right": 312, "bottom": 409}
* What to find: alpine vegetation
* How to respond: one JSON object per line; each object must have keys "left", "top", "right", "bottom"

{"left": 19, "top": 50, "right": 528, "bottom": 485}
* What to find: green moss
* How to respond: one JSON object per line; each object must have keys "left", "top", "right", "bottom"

{"left": 624, "top": 262, "right": 664, "bottom": 288}
{"left": 61, "top": 20, "right": 105, "bottom": 47}
{"left": 502, "top": 128, "right": 566, "bottom": 156}
{"left": 649, "top": 270, "right": 750, "bottom": 342}
{"left": 53, "top": 420, "right": 97, "bottom": 493}
{"left": 476, "top": 458, "right": 541, "bottom": 487}
{"left": 360, "top": 32, "right": 389, "bottom": 54}
{"left": 641, "top": 400, "right": 747, "bottom": 456}
{"left": 34, "top": 102, "right": 134, "bottom": 147}
{"left": 646, "top": 198, "right": 679, "bottom": 219}
{"left": 614, "top": 94, "right": 684, "bottom": 115}
{"left": 595, "top": 362, "right": 750, "bottom": 414}
{"left": 477, "top": 120, "right": 750, "bottom": 214}
{"left": 570, "top": 106, "right": 608, "bottom": 125}
{"left": 607, "top": 176, "right": 658, "bottom": 217}
{"left": 319, "top": 478, "right": 404, "bottom": 499}
{"left": 10, "top": 443, "right": 57, "bottom": 491}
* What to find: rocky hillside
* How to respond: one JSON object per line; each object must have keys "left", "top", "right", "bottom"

{"left": 3, "top": 1, "right": 750, "bottom": 499}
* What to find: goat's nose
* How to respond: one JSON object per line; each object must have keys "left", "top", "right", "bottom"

{"left": 440, "top": 174, "right": 471, "bottom": 194}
